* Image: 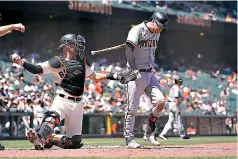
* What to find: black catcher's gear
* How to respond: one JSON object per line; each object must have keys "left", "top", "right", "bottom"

{"left": 149, "top": 12, "right": 169, "bottom": 29}
{"left": 48, "top": 55, "right": 86, "bottom": 96}
{"left": 58, "top": 34, "right": 86, "bottom": 57}
{"left": 58, "top": 56, "right": 86, "bottom": 96}
{"left": 37, "top": 111, "right": 60, "bottom": 139}
{"left": 49, "top": 134, "right": 83, "bottom": 149}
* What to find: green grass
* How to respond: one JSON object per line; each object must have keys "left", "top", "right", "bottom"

{"left": 0, "top": 157, "right": 236, "bottom": 159}
{"left": 0, "top": 136, "right": 236, "bottom": 148}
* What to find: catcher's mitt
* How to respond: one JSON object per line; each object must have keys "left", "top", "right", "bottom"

{"left": 118, "top": 69, "right": 138, "bottom": 84}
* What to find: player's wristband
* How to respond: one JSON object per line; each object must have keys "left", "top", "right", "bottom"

{"left": 106, "top": 73, "right": 118, "bottom": 80}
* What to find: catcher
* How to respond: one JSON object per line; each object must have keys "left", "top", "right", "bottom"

{"left": 0, "top": 22, "right": 25, "bottom": 151}
{"left": 10, "top": 33, "right": 136, "bottom": 150}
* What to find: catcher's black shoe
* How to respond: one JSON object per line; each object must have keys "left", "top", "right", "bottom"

{"left": 0, "top": 144, "right": 5, "bottom": 150}
{"left": 44, "top": 141, "right": 54, "bottom": 149}
{"left": 181, "top": 135, "right": 190, "bottom": 139}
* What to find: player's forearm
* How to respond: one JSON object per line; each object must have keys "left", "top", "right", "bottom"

{"left": 22, "top": 62, "right": 43, "bottom": 74}
{"left": 95, "top": 72, "right": 107, "bottom": 81}
{"left": 0, "top": 24, "right": 14, "bottom": 36}
{"left": 88, "top": 72, "right": 119, "bottom": 81}
{"left": 125, "top": 42, "right": 137, "bottom": 70}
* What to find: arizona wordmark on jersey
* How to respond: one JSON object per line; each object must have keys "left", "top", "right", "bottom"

{"left": 126, "top": 21, "right": 160, "bottom": 69}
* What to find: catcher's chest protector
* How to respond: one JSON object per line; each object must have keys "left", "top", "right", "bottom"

{"left": 59, "top": 57, "right": 85, "bottom": 96}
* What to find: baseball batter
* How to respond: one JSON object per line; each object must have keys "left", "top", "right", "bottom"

{"left": 159, "top": 76, "right": 190, "bottom": 140}
{"left": 0, "top": 23, "right": 25, "bottom": 151}
{"left": 123, "top": 11, "right": 169, "bottom": 148}
{"left": 10, "top": 33, "right": 134, "bottom": 150}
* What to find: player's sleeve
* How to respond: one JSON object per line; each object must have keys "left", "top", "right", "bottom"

{"left": 173, "top": 87, "right": 179, "bottom": 98}
{"left": 126, "top": 26, "right": 140, "bottom": 46}
{"left": 84, "top": 57, "right": 93, "bottom": 77}
{"left": 37, "top": 61, "right": 53, "bottom": 75}
{"left": 37, "top": 56, "right": 62, "bottom": 75}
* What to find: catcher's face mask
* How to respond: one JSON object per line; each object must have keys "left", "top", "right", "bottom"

{"left": 58, "top": 34, "right": 86, "bottom": 58}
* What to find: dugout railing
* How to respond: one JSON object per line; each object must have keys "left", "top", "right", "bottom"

{"left": 0, "top": 113, "right": 236, "bottom": 140}
{"left": 83, "top": 113, "right": 237, "bottom": 137}
{"left": 0, "top": 112, "right": 34, "bottom": 140}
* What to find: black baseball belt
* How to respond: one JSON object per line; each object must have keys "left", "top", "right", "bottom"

{"left": 58, "top": 94, "right": 82, "bottom": 102}
{"left": 139, "top": 68, "right": 153, "bottom": 72}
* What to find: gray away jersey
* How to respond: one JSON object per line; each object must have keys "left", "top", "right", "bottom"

{"left": 169, "top": 85, "right": 182, "bottom": 103}
{"left": 126, "top": 21, "right": 160, "bottom": 69}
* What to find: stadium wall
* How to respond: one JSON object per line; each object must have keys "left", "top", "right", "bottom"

{"left": 0, "top": 113, "right": 236, "bottom": 140}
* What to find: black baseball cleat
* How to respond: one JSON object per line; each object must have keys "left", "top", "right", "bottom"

{"left": 181, "top": 136, "right": 190, "bottom": 139}
{"left": 0, "top": 144, "right": 5, "bottom": 150}
{"left": 44, "top": 142, "right": 54, "bottom": 149}
{"left": 75, "top": 143, "right": 83, "bottom": 149}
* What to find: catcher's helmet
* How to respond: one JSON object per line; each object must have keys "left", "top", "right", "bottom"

{"left": 174, "top": 76, "right": 183, "bottom": 84}
{"left": 149, "top": 11, "right": 169, "bottom": 29}
{"left": 58, "top": 34, "right": 86, "bottom": 56}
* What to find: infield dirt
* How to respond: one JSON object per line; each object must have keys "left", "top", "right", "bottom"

{"left": 0, "top": 143, "right": 236, "bottom": 158}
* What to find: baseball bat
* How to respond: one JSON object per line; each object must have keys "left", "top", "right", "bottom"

{"left": 91, "top": 43, "right": 126, "bottom": 55}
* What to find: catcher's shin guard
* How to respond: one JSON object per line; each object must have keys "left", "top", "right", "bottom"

{"left": 38, "top": 111, "right": 60, "bottom": 140}
{"left": 49, "top": 134, "right": 83, "bottom": 149}
{"left": 145, "top": 114, "right": 158, "bottom": 135}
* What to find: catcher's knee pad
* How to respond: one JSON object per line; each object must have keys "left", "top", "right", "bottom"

{"left": 43, "top": 111, "right": 60, "bottom": 126}
{"left": 38, "top": 111, "right": 60, "bottom": 139}
{"left": 71, "top": 135, "right": 83, "bottom": 149}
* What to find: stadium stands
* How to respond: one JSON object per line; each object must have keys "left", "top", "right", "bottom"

{"left": 0, "top": 59, "right": 236, "bottom": 119}
{"left": 111, "top": 1, "right": 237, "bottom": 24}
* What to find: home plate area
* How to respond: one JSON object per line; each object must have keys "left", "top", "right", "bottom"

{"left": 1, "top": 143, "right": 236, "bottom": 158}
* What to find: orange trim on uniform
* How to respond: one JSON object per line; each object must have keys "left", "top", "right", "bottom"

{"left": 126, "top": 40, "right": 137, "bottom": 47}
{"left": 84, "top": 56, "right": 93, "bottom": 78}
{"left": 84, "top": 56, "right": 86, "bottom": 68}
{"left": 52, "top": 137, "right": 61, "bottom": 141}
{"left": 58, "top": 56, "right": 66, "bottom": 81}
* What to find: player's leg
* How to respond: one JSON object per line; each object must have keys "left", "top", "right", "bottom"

{"left": 143, "top": 74, "right": 165, "bottom": 145}
{"left": 177, "top": 113, "right": 190, "bottom": 139}
{"left": 159, "top": 102, "right": 176, "bottom": 140}
{"left": 27, "top": 95, "right": 66, "bottom": 150}
{"left": 48, "top": 100, "right": 83, "bottom": 149}
{"left": 124, "top": 73, "right": 147, "bottom": 148}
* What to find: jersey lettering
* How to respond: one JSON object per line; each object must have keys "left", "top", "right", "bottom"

{"left": 139, "top": 40, "right": 158, "bottom": 48}
{"left": 59, "top": 71, "right": 65, "bottom": 78}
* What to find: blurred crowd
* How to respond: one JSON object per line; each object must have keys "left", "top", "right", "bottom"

{"left": 181, "top": 69, "right": 237, "bottom": 116}
{"left": 84, "top": 62, "right": 231, "bottom": 116}
{"left": 0, "top": 57, "right": 236, "bottom": 116}
{"left": 0, "top": 62, "right": 55, "bottom": 132}
{"left": 112, "top": 0, "right": 237, "bottom": 23}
